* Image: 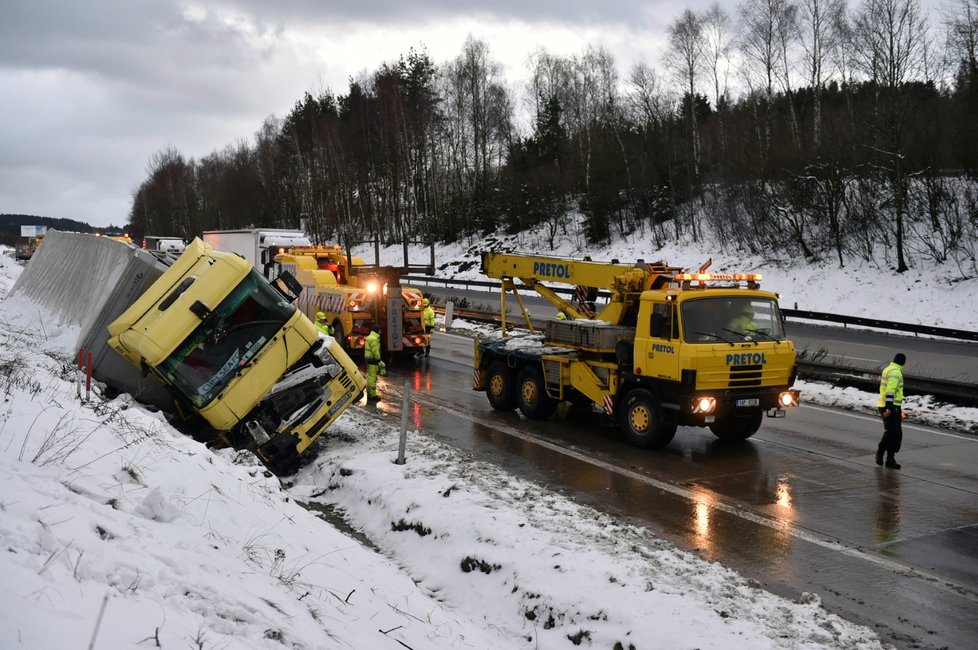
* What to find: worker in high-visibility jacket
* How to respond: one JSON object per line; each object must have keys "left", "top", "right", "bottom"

{"left": 422, "top": 298, "right": 436, "bottom": 357}
{"left": 314, "top": 311, "right": 333, "bottom": 337}
{"left": 876, "top": 353, "right": 906, "bottom": 469}
{"left": 364, "top": 323, "right": 382, "bottom": 400}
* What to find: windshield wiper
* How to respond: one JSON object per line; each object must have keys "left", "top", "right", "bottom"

{"left": 722, "top": 327, "right": 759, "bottom": 346}
{"left": 750, "top": 328, "right": 780, "bottom": 343}
{"left": 695, "top": 331, "right": 735, "bottom": 346}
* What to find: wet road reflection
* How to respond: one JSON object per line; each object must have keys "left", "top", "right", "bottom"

{"left": 365, "top": 350, "right": 978, "bottom": 649}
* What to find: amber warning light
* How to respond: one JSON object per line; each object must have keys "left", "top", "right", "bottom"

{"left": 676, "top": 273, "right": 762, "bottom": 282}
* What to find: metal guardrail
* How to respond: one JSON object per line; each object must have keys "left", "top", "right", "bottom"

{"left": 796, "top": 360, "right": 978, "bottom": 407}
{"left": 783, "top": 310, "right": 978, "bottom": 342}
{"left": 406, "top": 275, "right": 978, "bottom": 343}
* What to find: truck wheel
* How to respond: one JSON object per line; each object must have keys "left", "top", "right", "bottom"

{"left": 620, "top": 389, "right": 676, "bottom": 448}
{"left": 516, "top": 366, "right": 557, "bottom": 419}
{"left": 332, "top": 321, "right": 347, "bottom": 350}
{"left": 486, "top": 361, "right": 517, "bottom": 411}
{"left": 709, "top": 412, "right": 762, "bottom": 441}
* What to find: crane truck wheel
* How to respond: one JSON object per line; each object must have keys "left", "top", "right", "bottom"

{"left": 708, "top": 412, "right": 762, "bottom": 441}
{"left": 486, "top": 361, "right": 517, "bottom": 411}
{"left": 516, "top": 366, "right": 558, "bottom": 419}
{"left": 620, "top": 389, "right": 677, "bottom": 448}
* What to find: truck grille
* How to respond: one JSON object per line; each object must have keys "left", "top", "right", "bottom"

{"left": 728, "top": 364, "right": 763, "bottom": 387}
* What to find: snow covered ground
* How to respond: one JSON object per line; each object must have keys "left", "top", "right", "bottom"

{"left": 1, "top": 225, "right": 975, "bottom": 649}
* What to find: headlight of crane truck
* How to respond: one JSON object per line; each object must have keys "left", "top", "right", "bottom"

{"left": 473, "top": 252, "right": 800, "bottom": 448}
{"left": 107, "top": 238, "right": 366, "bottom": 474}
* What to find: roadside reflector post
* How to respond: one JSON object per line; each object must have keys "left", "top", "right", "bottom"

{"left": 395, "top": 381, "right": 411, "bottom": 465}
{"left": 77, "top": 348, "right": 84, "bottom": 399}
{"left": 86, "top": 351, "right": 93, "bottom": 402}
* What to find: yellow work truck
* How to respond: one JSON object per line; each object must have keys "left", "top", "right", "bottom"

{"left": 473, "top": 252, "right": 799, "bottom": 447}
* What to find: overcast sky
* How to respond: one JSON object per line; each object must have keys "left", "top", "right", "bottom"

{"left": 1, "top": 0, "right": 949, "bottom": 229}
{"left": 0, "top": 0, "right": 706, "bottom": 228}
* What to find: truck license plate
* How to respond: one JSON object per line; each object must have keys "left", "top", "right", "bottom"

{"left": 736, "top": 398, "right": 759, "bottom": 407}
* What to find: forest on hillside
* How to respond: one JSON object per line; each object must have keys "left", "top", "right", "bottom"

{"left": 128, "top": 0, "right": 978, "bottom": 275}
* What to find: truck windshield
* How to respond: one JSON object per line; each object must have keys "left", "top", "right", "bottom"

{"left": 159, "top": 270, "right": 296, "bottom": 407}
{"left": 681, "top": 297, "right": 785, "bottom": 343}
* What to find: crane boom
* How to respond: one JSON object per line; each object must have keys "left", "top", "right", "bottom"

{"left": 481, "top": 251, "right": 683, "bottom": 328}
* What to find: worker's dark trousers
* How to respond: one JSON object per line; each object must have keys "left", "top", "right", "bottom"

{"left": 877, "top": 406, "right": 903, "bottom": 457}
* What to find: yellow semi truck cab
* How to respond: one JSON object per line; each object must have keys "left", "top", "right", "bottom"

{"left": 108, "top": 238, "right": 365, "bottom": 473}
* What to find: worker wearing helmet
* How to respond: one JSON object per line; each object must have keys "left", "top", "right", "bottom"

{"left": 422, "top": 297, "right": 436, "bottom": 356}
{"left": 314, "top": 311, "right": 333, "bottom": 337}
{"left": 556, "top": 310, "right": 567, "bottom": 320}
{"left": 726, "top": 303, "right": 758, "bottom": 336}
{"left": 364, "top": 323, "right": 382, "bottom": 400}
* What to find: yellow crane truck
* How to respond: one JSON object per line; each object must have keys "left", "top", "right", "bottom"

{"left": 106, "top": 238, "right": 365, "bottom": 473}
{"left": 272, "top": 245, "right": 429, "bottom": 357}
{"left": 473, "top": 252, "right": 800, "bottom": 448}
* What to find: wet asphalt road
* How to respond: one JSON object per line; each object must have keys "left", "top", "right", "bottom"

{"left": 366, "top": 332, "right": 978, "bottom": 649}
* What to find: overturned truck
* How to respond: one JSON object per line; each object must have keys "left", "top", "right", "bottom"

{"left": 12, "top": 231, "right": 365, "bottom": 474}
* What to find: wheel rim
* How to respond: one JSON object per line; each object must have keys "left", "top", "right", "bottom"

{"left": 521, "top": 379, "right": 538, "bottom": 405}
{"left": 489, "top": 373, "right": 506, "bottom": 398}
{"left": 629, "top": 404, "right": 651, "bottom": 434}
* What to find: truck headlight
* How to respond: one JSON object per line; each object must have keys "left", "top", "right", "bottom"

{"left": 692, "top": 396, "right": 716, "bottom": 414}
{"left": 779, "top": 391, "right": 799, "bottom": 407}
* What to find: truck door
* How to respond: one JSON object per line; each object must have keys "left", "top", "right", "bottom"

{"left": 633, "top": 301, "right": 681, "bottom": 381}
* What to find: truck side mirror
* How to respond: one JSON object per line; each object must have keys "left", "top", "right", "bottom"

{"left": 271, "top": 270, "right": 303, "bottom": 303}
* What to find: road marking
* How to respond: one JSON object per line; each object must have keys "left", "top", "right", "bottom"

{"left": 409, "top": 389, "right": 978, "bottom": 604}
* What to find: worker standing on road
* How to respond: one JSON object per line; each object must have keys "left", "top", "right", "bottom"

{"left": 422, "top": 298, "right": 436, "bottom": 357}
{"left": 876, "top": 353, "right": 906, "bottom": 469}
{"left": 314, "top": 311, "right": 333, "bottom": 337}
{"left": 364, "top": 323, "right": 382, "bottom": 401}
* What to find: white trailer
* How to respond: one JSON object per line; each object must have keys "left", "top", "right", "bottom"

{"left": 202, "top": 229, "right": 311, "bottom": 278}
{"left": 142, "top": 236, "right": 186, "bottom": 254}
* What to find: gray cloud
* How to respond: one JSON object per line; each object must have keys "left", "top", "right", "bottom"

{"left": 0, "top": 0, "right": 706, "bottom": 227}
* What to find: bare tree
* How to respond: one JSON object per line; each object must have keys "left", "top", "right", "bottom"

{"left": 945, "top": 0, "right": 978, "bottom": 78}
{"left": 851, "top": 0, "right": 930, "bottom": 272}
{"left": 441, "top": 36, "right": 512, "bottom": 203}
{"left": 703, "top": 3, "right": 734, "bottom": 159}
{"left": 627, "top": 61, "right": 670, "bottom": 126}
{"left": 739, "top": 0, "right": 790, "bottom": 160}
{"left": 668, "top": 10, "right": 706, "bottom": 181}
{"left": 800, "top": 0, "right": 847, "bottom": 147}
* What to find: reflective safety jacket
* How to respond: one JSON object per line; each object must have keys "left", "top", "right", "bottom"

{"left": 727, "top": 315, "right": 757, "bottom": 333}
{"left": 423, "top": 305, "right": 436, "bottom": 328}
{"left": 877, "top": 361, "right": 905, "bottom": 407}
{"left": 364, "top": 330, "right": 382, "bottom": 364}
{"left": 315, "top": 320, "right": 332, "bottom": 337}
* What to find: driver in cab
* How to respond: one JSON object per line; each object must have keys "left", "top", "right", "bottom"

{"left": 726, "top": 303, "right": 758, "bottom": 336}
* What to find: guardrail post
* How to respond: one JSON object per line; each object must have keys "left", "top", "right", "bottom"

{"left": 444, "top": 301, "right": 454, "bottom": 329}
